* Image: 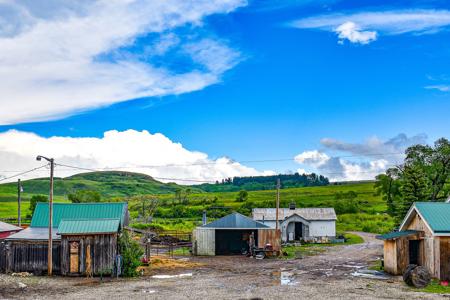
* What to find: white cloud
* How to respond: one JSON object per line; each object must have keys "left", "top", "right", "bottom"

{"left": 0, "top": 129, "right": 271, "bottom": 184}
{"left": 335, "top": 21, "right": 377, "bottom": 44}
{"left": 292, "top": 9, "right": 450, "bottom": 44}
{"left": 294, "top": 150, "right": 330, "bottom": 167}
{"left": 0, "top": 0, "right": 247, "bottom": 125}
{"left": 294, "top": 134, "right": 427, "bottom": 181}
{"left": 425, "top": 85, "right": 450, "bottom": 92}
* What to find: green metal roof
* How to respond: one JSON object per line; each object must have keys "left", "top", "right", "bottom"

{"left": 414, "top": 202, "right": 450, "bottom": 233}
{"left": 57, "top": 219, "right": 120, "bottom": 235}
{"left": 31, "top": 202, "right": 127, "bottom": 228}
{"left": 202, "top": 212, "right": 270, "bottom": 229}
{"left": 376, "top": 230, "right": 420, "bottom": 240}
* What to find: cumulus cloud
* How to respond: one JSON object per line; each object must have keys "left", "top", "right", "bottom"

{"left": 0, "top": 129, "right": 273, "bottom": 184}
{"left": 294, "top": 134, "right": 428, "bottom": 181}
{"left": 291, "top": 9, "right": 450, "bottom": 44}
{"left": 334, "top": 22, "right": 377, "bottom": 44}
{"left": 0, "top": 0, "right": 247, "bottom": 125}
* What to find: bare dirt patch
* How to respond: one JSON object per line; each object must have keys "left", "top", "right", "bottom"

{"left": 0, "top": 232, "right": 447, "bottom": 299}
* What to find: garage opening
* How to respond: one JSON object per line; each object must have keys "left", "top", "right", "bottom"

{"left": 215, "top": 230, "right": 258, "bottom": 255}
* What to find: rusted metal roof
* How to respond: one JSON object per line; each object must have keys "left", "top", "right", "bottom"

{"left": 0, "top": 221, "right": 22, "bottom": 233}
{"left": 252, "top": 208, "right": 337, "bottom": 221}
{"left": 6, "top": 227, "right": 61, "bottom": 241}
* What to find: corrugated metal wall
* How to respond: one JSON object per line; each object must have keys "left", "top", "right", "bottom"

{"left": 193, "top": 228, "right": 215, "bottom": 256}
{"left": 258, "top": 229, "right": 281, "bottom": 251}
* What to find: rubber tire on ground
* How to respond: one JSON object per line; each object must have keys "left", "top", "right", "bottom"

{"left": 403, "top": 264, "right": 431, "bottom": 288}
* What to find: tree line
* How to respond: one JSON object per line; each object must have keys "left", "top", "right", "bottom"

{"left": 375, "top": 137, "right": 450, "bottom": 224}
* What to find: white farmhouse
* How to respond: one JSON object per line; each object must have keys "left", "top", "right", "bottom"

{"left": 252, "top": 205, "right": 337, "bottom": 243}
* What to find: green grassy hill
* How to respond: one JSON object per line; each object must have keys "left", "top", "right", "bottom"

{"left": 0, "top": 172, "right": 394, "bottom": 234}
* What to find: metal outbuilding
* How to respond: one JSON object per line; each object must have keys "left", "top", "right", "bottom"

{"left": 193, "top": 212, "right": 280, "bottom": 256}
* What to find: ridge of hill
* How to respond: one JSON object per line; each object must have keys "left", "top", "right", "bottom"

{"left": 0, "top": 171, "right": 201, "bottom": 200}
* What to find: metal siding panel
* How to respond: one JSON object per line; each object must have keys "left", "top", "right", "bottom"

{"left": 194, "top": 228, "right": 215, "bottom": 256}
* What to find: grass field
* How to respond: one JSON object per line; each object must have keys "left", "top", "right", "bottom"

{"left": 0, "top": 177, "right": 395, "bottom": 234}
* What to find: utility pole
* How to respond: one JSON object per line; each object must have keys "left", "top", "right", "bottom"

{"left": 36, "top": 155, "right": 54, "bottom": 276}
{"left": 276, "top": 178, "right": 280, "bottom": 231}
{"left": 17, "top": 179, "right": 22, "bottom": 227}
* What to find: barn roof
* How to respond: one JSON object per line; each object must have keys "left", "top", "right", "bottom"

{"left": 31, "top": 202, "right": 127, "bottom": 228}
{"left": 0, "top": 221, "right": 22, "bottom": 233}
{"left": 57, "top": 219, "right": 120, "bottom": 235}
{"left": 252, "top": 208, "right": 337, "bottom": 221}
{"left": 400, "top": 202, "right": 450, "bottom": 234}
{"left": 202, "top": 212, "right": 270, "bottom": 229}
{"left": 6, "top": 227, "right": 61, "bottom": 241}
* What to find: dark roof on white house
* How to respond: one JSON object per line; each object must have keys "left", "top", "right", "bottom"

{"left": 202, "top": 212, "right": 270, "bottom": 229}
{"left": 252, "top": 208, "right": 337, "bottom": 221}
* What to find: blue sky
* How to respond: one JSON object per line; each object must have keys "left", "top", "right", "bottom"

{"left": 0, "top": 0, "right": 449, "bottom": 182}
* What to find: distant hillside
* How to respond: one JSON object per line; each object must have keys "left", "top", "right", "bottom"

{"left": 194, "top": 173, "right": 329, "bottom": 192}
{"left": 0, "top": 171, "right": 201, "bottom": 200}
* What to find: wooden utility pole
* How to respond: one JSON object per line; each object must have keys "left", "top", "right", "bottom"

{"left": 17, "top": 179, "right": 22, "bottom": 227}
{"left": 276, "top": 178, "right": 280, "bottom": 231}
{"left": 48, "top": 158, "right": 54, "bottom": 276}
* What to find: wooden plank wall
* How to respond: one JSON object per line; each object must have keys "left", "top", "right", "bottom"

{"left": 440, "top": 237, "right": 450, "bottom": 281}
{"left": 383, "top": 240, "right": 398, "bottom": 274}
{"left": 61, "top": 234, "right": 117, "bottom": 276}
{"left": 0, "top": 241, "right": 61, "bottom": 274}
{"left": 257, "top": 229, "right": 281, "bottom": 251}
{"left": 396, "top": 237, "right": 409, "bottom": 274}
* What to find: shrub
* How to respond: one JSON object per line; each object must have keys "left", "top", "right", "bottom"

{"left": 118, "top": 231, "right": 144, "bottom": 277}
{"left": 29, "top": 195, "right": 48, "bottom": 214}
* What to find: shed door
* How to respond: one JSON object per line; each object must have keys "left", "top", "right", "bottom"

{"left": 70, "top": 242, "right": 79, "bottom": 274}
{"left": 409, "top": 240, "right": 420, "bottom": 265}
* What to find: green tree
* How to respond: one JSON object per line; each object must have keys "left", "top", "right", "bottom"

{"left": 375, "top": 137, "right": 450, "bottom": 223}
{"left": 68, "top": 190, "right": 101, "bottom": 203}
{"left": 118, "top": 230, "right": 143, "bottom": 277}
{"left": 374, "top": 168, "right": 402, "bottom": 216}
{"left": 235, "top": 190, "right": 248, "bottom": 202}
{"left": 29, "top": 195, "right": 48, "bottom": 215}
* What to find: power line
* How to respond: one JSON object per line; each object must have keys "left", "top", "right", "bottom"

{"left": 0, "top": 152, "right": 406, "bottom": 173}
{"left": 0, "top": 164, "right": 49, "bottom": 182}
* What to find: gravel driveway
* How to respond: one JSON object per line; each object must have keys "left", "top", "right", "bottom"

{"left": 1, "top": 232, "right": 447, "bottom": 299}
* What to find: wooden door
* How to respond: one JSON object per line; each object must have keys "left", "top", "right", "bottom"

{"left": 70, "top": 242, "right": 79, "bottom": 274}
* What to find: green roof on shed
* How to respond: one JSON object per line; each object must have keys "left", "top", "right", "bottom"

{"left": 57, "top": 219, "right": 120, "bottom": 235}
{"left": 414, "top": 202, "right": 450, "bottom": 233}
{"left": 376, "top": 230, "right": 420, "bottom": 240}
{"left": 202, "top": 212, "right": 270, "bottom": 229}
{"left": 31, "top": 202, "right": 127, "bottom": 228}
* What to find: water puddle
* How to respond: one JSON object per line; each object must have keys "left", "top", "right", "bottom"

{"left": 152, "top": 273, "right": 193, "bottom": 279}
{"left": 351, "top": 269, "right": 390, "bottom": 280}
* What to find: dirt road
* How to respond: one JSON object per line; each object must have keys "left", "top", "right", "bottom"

{"left": 1, "top": 232, "right": 447, "bottom": 299}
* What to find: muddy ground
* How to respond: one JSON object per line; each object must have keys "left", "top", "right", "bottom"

{"left": 0, "top": 232, "right": 447, "bottom": 299}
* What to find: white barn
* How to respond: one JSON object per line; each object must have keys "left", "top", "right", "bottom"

{"left": 252, "top": 206, "right": 337, "bottom": 243}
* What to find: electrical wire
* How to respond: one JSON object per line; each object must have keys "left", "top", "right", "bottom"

{"left": 0, "top": 164, "right": 49, "bottom": 182}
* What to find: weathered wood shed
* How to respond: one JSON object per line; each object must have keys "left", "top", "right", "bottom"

{"left": 193, "top": 212, "right": 280, "bottom": 256}
{"left": 0, "top": 202, "right": 128, "bottom": 276}
{"left": 377, "top": 202, "right": 450, "bottom": 280}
